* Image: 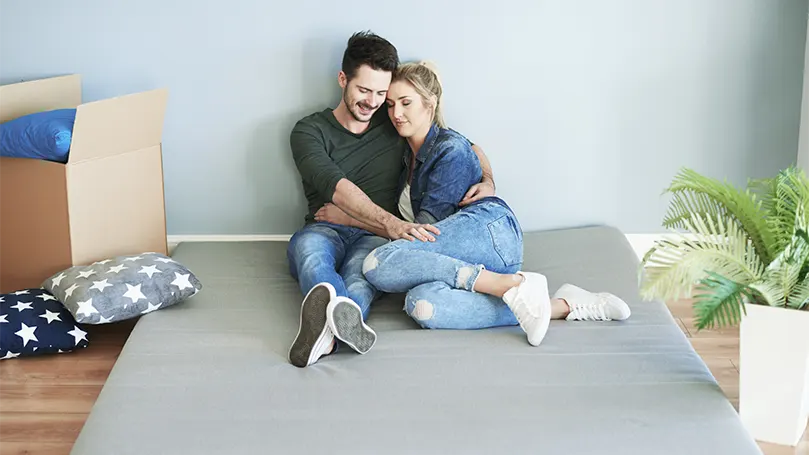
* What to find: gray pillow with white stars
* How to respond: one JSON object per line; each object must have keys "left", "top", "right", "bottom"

{"left": 41, "top": 252, "right": 202, "bottom": 324}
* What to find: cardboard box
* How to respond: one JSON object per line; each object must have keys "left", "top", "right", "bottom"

{"left": 0, "top": 74, "right": 169, "bottom": 293}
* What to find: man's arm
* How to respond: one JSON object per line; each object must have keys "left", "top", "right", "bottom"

{"left": 471, "top": 143, "right": 495, "bottom": 188}
{"left": 331, "top": 179, "right": 400, "bottom": 233}
{"left": 290, "top": 125, "right": 397, "bottom": 226}
{"left": 315, "top": 203, "right": 389, "bottom": 237}
{"left": 332, "top": 181, "right": 440, "bottom": 241}
{"left": 460, "top": 143, "right": 497, "bottom": 206}
{"left": 291, "top": 124, "right": 437, "bottom": 241}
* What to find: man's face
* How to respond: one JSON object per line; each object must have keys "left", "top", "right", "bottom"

{"left": 340, "top": 64, "right": 392, "bottom": 122}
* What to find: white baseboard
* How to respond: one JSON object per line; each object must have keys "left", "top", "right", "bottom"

{"left": 167, "top": 235, "right": 291, "bottom": 255}
{"left": 167, "top": 233, "right": 667, "bottom": 260}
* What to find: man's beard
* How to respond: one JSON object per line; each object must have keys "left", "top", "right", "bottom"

{"left": 343, "top": 92, "right": 375, "bottom": 123}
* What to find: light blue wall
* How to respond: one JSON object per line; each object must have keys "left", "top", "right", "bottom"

{"left": 1, "top": 1, "right": 807, "bottom": 235}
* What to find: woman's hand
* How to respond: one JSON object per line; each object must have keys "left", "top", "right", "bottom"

{"left": 315, "top": 203, "right": 354, "bottom": 226}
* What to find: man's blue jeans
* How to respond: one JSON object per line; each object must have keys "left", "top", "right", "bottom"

{"left": 287, "top": 222, "right": 388, "bottom": 320}
{"left": 362, "top": 198, "right": 523, "bottom": 329}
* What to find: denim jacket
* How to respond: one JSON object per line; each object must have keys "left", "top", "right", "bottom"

{"left": 398, "top": 123, "right": 483, "bottom": 224}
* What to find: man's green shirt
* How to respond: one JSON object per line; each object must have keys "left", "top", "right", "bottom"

{"left": 290, "top": 108, "right": 405, "bottom": 224}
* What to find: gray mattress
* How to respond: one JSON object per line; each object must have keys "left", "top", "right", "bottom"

{"left": 70, "top": 225, "right": 762, "bottom": 454}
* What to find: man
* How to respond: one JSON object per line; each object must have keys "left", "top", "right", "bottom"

{"left": 287, "top": 31, "right": 496, "bottom": 368}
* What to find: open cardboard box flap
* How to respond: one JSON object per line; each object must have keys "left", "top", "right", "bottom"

{"left": 0, "top": 74, "right": 81, "bottom": 122}
{"left": 70, "top": 87, "right": 168, "bottom": 163}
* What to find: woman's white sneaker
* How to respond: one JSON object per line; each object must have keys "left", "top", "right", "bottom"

{"left": 553, "top": 284, "right": 631, "bottom": 321}
{"left": 502, "top": 272, "right": 552, "bottom": 346}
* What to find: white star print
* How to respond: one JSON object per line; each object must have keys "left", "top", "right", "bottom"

{"left": 155, "top": 257, "right": 175, "bottom": 264}
{"left": 36, "top": 293, "right": 57, "bottom": 301}
{"left": 171, "top": 273, "right": 193, "bottom": 291}
{"left": 1, "top": 352, "right": 20, "bottom": 360}
{"left": 141, "top": 302, "right": 162, "bottom": 314}
{"left": 0, "top": 296, "right": 4, "bottom": 303}
{"left": 11, "top": 301, "right": 33, "bottom": 312}
{"left": 0, "top": 314, "right": 7, "bottom": 323}
{"left": 67, "top": 326, "right": 88, "bottom": 345}
{"left": 124, "top": 255, "right": 143, "bottom": 262}
{"left": 93, "top": 259, "right": 112, "bottom": 266}
{"left": 13, "top": 290, "right": 29, "bottom": 295}
{"left": 15, "top": 323, "right": 38, "bottom": 347}
{"left": 123, "top": 284, "right": 146, "bottom": 303}
{"left": 51, "top": 273, "right": 66, "bottom": 287}
{"left": 64, "top": 283, "right": 79, "bottom": 298}
{"left": 98, "top": 314, "right": 114, "bottom": 323}
{"left": 39, "top": 309, "right": 62, "bottom": 324}
{"left": 77, "top": 269, "right": 97, "bottom": 279}
{"left": 108, "top": 264, "right": 128, "bottom": 274}
{"left": 89, "top": 279, "right": 113, "bottom": 292}
{"left": 76, "top": 298, "right": 99, "bottom": 318}
{"left": 138, "top": 265, "right": 161, "bottom": 279}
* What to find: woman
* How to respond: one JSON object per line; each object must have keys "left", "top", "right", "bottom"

{"left": 318, "top": 61, "right": 630, "bottom": 346}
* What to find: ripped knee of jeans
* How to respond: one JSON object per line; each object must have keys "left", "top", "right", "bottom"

{"left": 362, "top": 249, "right": 380, "bottom": 275}
{"left": 406, "top": 298, "right": 435, "bottom": 322}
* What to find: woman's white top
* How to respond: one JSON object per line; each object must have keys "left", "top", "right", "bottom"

{"left": 398, "top": 182, "right": 415, "bottom": 222}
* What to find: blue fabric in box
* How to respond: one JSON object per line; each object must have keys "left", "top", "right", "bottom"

{"left": 0, "top": 109, "right": 76, "bottom": 163}
{"left": 0, "top": 288, "right": 89, "bottom": 360}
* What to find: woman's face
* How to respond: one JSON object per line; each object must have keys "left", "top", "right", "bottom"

{"left": 386, "top": 80, "right": 433, "bottom": 139}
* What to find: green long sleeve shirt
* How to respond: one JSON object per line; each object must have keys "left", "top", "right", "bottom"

{"left": 290, "top": 107, "right": 405, "bottom": 225}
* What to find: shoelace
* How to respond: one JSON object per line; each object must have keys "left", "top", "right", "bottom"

{"left": 568, "top": 294, "right": 611, "bottom": 321}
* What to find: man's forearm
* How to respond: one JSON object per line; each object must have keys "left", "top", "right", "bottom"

{"left": 471, "top": 144, "right": 495, "bottom": 187}
{"left": 346, "top": 217, "right": 391, "bottom": 238}
{"left": 331, "top": 178, "right": 399, "bottom": 231}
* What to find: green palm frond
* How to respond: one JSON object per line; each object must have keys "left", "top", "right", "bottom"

{"left": 764, "top": 169, "right": 809, "bottom": 253}
{"left": 644, "top": 165, "right": 809, "bottom": 330}
{"left": 751, "top": 227, "right": 809, "bottom": 307}
{"left": 748, "top": 262, "right": 801, "bottom": 308}
{"left": 692, "top": 272, "right": 751, "bottom": 330}
{"left": 788, "top": 273, "right": 809, "bottom": 310}
{"left": 639, "top": 212, "right": 764, "bottom": 302}
{"left": 663, "top": 168, "right": 775, "bottom": 265}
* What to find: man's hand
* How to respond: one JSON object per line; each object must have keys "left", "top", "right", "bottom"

{"left": 385, "top": 219, "right": 441, "bottom": 242}
{"left": 459, "top": 180, "right": 496, "bottom": 206}
{"left": 315, "top": 203, "right": 354, "bottom": 226}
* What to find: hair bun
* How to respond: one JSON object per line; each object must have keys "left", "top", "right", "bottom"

{"left": 418, "top": 60, "right": 438, "bottom": 72}
{"left": 417, "top": 60, "right": 441, "bottom": 82}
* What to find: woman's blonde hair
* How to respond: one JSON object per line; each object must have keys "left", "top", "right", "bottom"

{"left": 392, "top": 60, "right": 446, "bottom": 128}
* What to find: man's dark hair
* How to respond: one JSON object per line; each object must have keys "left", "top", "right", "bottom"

{"left": 341, "top": 31, "right": 399, "bottom": 81}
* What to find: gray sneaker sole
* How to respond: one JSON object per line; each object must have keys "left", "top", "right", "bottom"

{"left": 289, "top": 285, "right": 332, "bottom": 368}
{"left": 331, "top": 300, "right": 376, "bottom": 354}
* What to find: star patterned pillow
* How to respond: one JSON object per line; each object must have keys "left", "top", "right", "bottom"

{"left": 0, "top": 288, "right": 89, "bottom": 360}
{"left": 41, "top": 252, "right": 202, "bottom": 324}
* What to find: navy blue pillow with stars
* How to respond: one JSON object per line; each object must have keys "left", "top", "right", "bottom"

{"left": 1, "top": 288, "right": 89, "bottom": 360}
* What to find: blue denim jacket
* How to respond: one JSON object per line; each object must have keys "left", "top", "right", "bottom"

{"left": 398, "top": 123, "right": 483, "bottom": 224}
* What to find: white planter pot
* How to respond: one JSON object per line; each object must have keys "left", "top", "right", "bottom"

{"left": 739, "top": 303, "right": 809, "bottom": 446}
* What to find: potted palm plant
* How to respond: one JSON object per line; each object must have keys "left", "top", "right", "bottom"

{"left": 639, "top": 165, "right": 809, "bottom": 447}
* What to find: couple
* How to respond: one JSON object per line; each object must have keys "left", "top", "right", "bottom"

{"left": 286, "top": 31, "right": 631, "bottom": 368}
